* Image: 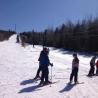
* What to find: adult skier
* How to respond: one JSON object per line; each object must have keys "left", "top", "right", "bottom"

{"left": 34, "top": 48, "right": 49, "bottom": 80}
{"left": 38, "top": 47, "right": 53, "bottom": 86}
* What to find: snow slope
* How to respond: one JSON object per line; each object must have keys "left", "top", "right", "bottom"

{"left": 0, "top": 34, "right": 98, "bottom": 98}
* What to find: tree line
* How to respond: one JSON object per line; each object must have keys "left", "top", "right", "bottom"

{"left": 0, "top": 30, "right": 15, "bottom": 41}
{"left": 19, "top": 17, "right": 98, "bottom": 52}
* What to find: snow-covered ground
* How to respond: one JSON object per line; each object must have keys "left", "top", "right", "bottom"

{"left": 0, "top": 34, "right": 98, "bottom": 98}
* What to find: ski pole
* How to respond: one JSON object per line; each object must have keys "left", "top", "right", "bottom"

{"left": 51, "top": 66, "right": 52, "bottom": 82}
{"left": 50, "top": 66, "right": 52, "bottom": 87}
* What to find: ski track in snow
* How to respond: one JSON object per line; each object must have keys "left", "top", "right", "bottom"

{"left": 0, "top": 34, "right": 98, "bottom": 98}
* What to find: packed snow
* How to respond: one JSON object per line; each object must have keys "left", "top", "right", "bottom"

{"left": 0, "top": 34, "right": 98, "bottom": 98}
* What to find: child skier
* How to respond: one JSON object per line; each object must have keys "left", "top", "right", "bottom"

{"left": 69, "top": 53, "right": 79, "bottom": 84}
{"left": 88, "top": 56, "right": 96, "bottom": 76}
{"left": 96, "top": 59, "right": 98, "bottom": 75}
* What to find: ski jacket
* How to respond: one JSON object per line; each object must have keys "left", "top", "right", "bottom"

{"left": 38, "top": 51, "right": 50, "bottom": 67}
{"left": 96, "top": 60, "right": 98, "bottom": 68}
{"left": 72, "top": 57, "right": 79, "bottom": 69}
{"left": 90, "top": 57, "right": 96, "bottom": 66}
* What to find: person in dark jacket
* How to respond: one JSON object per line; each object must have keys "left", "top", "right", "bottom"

{"left": 38, "top": 47, "right": 53, "bottom": 86}
{"left": 33, "top": 51, "right": 43, "bottom": 80}
{"left": 33, "top": 62, "right": 41, "bottom": 80}
{"left": 69, "top": 53, "right": 79, "bottom": 84}
{"left": 88, "top": 56, "right": 96, "bottom": 76}
{"left": 95, "top": 59, "right": 98, "bottom": 75}
{"left": 34, "top": 48, "right": 49, "bottom": 80}
{"left": 16, "top": 34, "right": 20, "bottom": 43}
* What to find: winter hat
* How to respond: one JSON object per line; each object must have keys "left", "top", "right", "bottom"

{"left": 73, "top": 53, "right": 77, "bottom": 57}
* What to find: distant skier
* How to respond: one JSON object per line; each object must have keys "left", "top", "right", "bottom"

{"left": 69, "top": 53, "right": 79, "bottom": 84}
{"left": 20, "top": 34, "right": 27, "bottom": 47}
{"left": 33, "top": 43, "right": 35, "bottom": 48}
{"left": 88, "top": 56, "right": 96, "bottom": 76}
{"left": 16, "top": 34, "right": 20, "bottom": 43}
{"left": 38, "top": 47, "right": 53, "bottom": 86}
{"left": 96, "top": 59, "right": 98, "bottom": 75}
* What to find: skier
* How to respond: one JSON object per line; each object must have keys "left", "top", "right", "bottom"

{"left": 16, "top": 34, "right": 20, "bottom": 43}
{"left": 38, "top": 47, "right": 53, "bottom": 86}
{"left": 69, "top": 53, "right": 79, "bottom": 84}
{"left": 96, "top": 59, "right": 98, "bottom": 75}
{"left": 33, "top": 43, "right": 35, "bottom": 48}
{"left": 34, "top": 50, "right": 45, "bottom": 80}
{"left": 34, "top": 48, "right": 50, "bottom": 80}
{"left": 33, "top": 62, "right": 41, "bottom": 80}
{"left": 20, "top": 34, "right": 27, "bottom": 47}
{"left": 88, "top": 56, "right": 96, "bottom": 76}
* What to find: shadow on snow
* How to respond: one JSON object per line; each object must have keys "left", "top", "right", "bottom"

{"left": 19, "top": 78, "right": 41, "bottom": 93}
{"left": 18, "top": 85, "right": 41, "bottom": 93}
{"left": 20, "top": 79, "right": 39, "bottom": 85}
{"left": 59, "top": 83, "right": 75, "bottom": 93}
{"left": 51, "top": 47, "right": 97, "bottom": 58}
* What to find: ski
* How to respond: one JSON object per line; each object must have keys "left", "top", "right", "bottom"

{"left": 66, "top": 82, "right": 84, "bottom": 85}
{"left": 37, "top": 81, "right": 59, "bottom": 87}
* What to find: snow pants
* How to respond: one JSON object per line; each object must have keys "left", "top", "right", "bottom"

{"left": 70, "top": 67, "right": 78, "bottom": 83}
{"left": 88, "top": 65, "right": 95, "bottom": 76}
{"left": 40, "top": 66, "right": 49, "bottom": 83}
{"left": 35, "top": 65, "right": 41, "bottom": 78}
{"left": 96, "top": 67, "right": 98, "bottom": 75}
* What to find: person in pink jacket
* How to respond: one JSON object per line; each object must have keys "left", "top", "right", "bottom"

{"left": 69, "top": 53, "right": 79, "bottom": 84}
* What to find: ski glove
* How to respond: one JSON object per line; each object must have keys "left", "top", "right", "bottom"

{"left": 50, "top": 63, "right": 53, "bottom": 67}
